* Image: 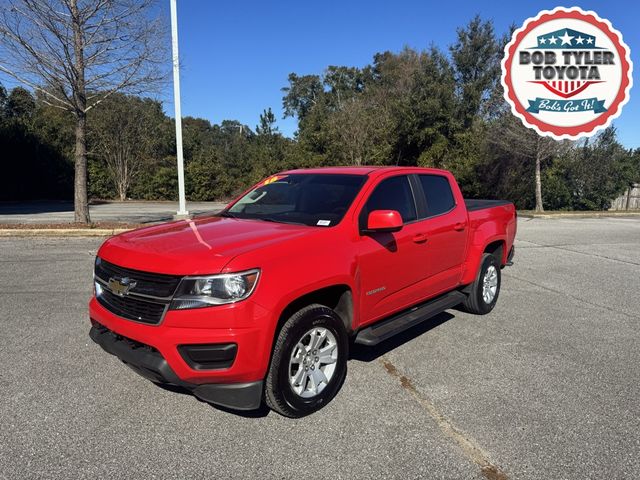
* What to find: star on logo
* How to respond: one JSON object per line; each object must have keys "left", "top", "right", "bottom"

{"left": 575, "top": 36, "right": 584, "bottom": 45}
{"left": 539, "top": 37, "right": 546, "bottom": 44}
{"left": 559, "top": 30, "right": 574, "bottom": 45}
{"left": 587, "top": 37, "right": 594, "bottom": 44}
{"left": 548, "top": 36, "right": 557, "bottom": 45}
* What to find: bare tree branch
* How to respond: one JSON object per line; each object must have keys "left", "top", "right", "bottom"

{"left": 0, "top": 64, "right": 73, "bottom": 107}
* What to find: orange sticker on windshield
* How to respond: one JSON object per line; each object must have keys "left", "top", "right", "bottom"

{"left": 262, "top": 175, "right": 285, "bottom": 186}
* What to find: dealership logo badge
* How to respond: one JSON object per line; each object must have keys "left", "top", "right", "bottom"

{"left": 501, "top": 7, "right": 632, "bottom": 140}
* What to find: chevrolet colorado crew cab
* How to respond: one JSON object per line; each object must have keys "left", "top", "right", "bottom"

{"left": 90, "top": 167, "right": 516, "bottom": 417}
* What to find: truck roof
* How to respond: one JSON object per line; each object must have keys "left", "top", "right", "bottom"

{"left": 280, "top": 166, "right": 450, "bottom": 176}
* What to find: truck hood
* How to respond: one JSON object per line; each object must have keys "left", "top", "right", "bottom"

{"left": 97, "top": 216, "right": 315, "bottom": 275}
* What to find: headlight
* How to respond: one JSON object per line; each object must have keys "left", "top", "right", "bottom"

{"left": 170, "top": 269, "right": 260, "bottom": 310}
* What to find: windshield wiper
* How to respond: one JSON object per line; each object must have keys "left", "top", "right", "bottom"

{"left": 220, "top": 212, "right": 305, "bottom": 225}
{"left": 258, "top": 217, "right": 307, "bottom": 226}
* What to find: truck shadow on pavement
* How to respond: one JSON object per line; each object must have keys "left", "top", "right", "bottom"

{"left": 349, "top": 312, "right": 455, "bottom": 362}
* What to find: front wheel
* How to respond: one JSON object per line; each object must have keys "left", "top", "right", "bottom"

{"left": 265, "top": 304, "right": 348, "bottom": 418}
{"left": 462, "top": 253, "right": 501, "bottom": 315}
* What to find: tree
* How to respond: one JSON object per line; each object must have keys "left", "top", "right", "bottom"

{"left": 450, "top": 16, "right": 502, "bottom": 127}
{"left": 323, "top": 65, "right": 370, "bottom": 110}
{"left": 402, "top": 48, "right": 457, "bottom": 167}
{"left": 0, "top": 86, "right": 73, "bottom": 201}
{"left": 0, "top": 0, "right": 166, "bottom": 222}
{"left": 326, "top": 94, "right": 391, "bottom": 166}
{"left": 559, "top": 127, "right": 637, "bottom": 210}
{"left": 89, "top": 93, "right": 164, "bottom": 200}
{"left": 257, "top": 107, "right": 278, "bottom": 136}
{"left": 282, "top": 73, "right": 323, "bottom": 122}
{"left": 489, "top": 115, "right": 570, "bottom": 211}
{"left": 5, "top": 86, "right": 34, "bottom": 119}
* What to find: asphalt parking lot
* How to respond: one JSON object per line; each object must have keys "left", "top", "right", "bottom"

{"left": 1, "top": 216, "right": 639, "bottom": 479}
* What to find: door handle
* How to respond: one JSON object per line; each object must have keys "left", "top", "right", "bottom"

{"left": 454, "top": 222, "right": 466, "bottom": 231}
{"left": 412, "top": 233, "right": 428, "bottom": 244}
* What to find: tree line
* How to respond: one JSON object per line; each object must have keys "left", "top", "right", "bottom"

{"left": 1, "top": 15, "right": 638, "bottom": 213}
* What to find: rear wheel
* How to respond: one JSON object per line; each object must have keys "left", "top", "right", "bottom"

{"left": 462, "top": 253, "right": 501, "bottom": 314}
{"left": 265, "top": 304, "right": 348, "bottom": 418}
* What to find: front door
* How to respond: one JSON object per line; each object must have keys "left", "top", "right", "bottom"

{"left": 356, "top": 175, "right": 430, "bottom": 326}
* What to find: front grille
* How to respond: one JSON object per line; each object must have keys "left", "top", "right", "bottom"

{"left": 97, "top": 288, "right": 168, "bottom": 324}
{"left": 95, "top": 258, "right": 181, "bottom": 298}
{"left": 95, "top": 257, "right": 182, "bottom": 325}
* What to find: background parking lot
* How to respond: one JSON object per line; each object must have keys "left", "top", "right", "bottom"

{"left": 1, "top": 216, "right": 639, "bottom": 479}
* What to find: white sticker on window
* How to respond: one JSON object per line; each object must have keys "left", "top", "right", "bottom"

{"left": 316, "top": 220, "right": 331, "bottom": 226}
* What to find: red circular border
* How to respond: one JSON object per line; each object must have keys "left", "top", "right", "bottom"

{"left": 504, "top": 9, "right": 632, "bottom": 137}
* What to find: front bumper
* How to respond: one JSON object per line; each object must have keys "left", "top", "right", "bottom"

{"left": 89, "top": 294, "right": 275, "bottom": 411}
{"left": 89, "top": 323, "right": 263, "bottom": 410}
{"left": 89, "top": 296, "right": 272, "bottom": 382}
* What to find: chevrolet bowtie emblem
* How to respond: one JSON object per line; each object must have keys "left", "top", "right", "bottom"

{"left": 108, "top": 277, "right": 137, "bottom": 296}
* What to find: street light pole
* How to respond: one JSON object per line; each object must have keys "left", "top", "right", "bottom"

{"left": 170, "top": 0, "right": 188, "bottom": 217}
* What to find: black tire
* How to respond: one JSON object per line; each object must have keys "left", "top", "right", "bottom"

{"left": 462, "top": 253, "right": 501, "bottom": 315}
{"left": 265, "top": 304, "right": 348, "bottom": 418}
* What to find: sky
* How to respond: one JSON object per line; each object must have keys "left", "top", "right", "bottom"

{"left": 168, "top": 0, "right": 639, "bottom": 148}
{"left": 0, "top": 1, "right": 637, "bottom": 148}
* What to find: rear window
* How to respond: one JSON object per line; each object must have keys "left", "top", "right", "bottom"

{"left": 418, "top": 175, "right": 455, "bottom": 217}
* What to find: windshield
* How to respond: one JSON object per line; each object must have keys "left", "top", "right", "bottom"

{"left": 223, "top": 174, "right": 367, "bottom": 227}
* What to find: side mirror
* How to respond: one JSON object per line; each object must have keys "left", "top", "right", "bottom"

{"left": 366, "top": 210, "right": 403, "bottom": 233}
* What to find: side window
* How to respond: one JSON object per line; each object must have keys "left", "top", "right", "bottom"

{"left": 361, "top": 175, "right": 417, "bottom": 228}
{"left": 418, "top": 175, "right": 456, "bottom": 217}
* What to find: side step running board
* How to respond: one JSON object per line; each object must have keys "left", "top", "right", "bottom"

{"left": 354, "top": 290, "right": 467, "bottom": 346}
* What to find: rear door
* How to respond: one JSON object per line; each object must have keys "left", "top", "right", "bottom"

{"left": 413, "top": 174, "right": 468, "bottom": 293}
{"left": 356, "top": 175, "right": 431, "bottom": 325}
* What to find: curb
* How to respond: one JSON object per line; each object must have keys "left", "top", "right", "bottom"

{"left": 0, "top": 229, "right": 131, "bottom": 237}
{"left": 518, "top": 211, "right": 640, "bottom": 219}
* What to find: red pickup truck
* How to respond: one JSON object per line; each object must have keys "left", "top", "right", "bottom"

{"left": 90, "top": 167, "right": 516, "bottom": 417}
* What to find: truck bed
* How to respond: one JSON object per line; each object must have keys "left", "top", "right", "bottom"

{"left": 464, "top": 199, "right": 513, "bottom": 212}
